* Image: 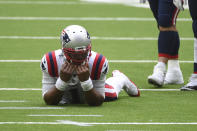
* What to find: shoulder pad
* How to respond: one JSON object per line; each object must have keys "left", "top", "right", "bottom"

{"left": 41, "top": 51, "right": 59, "bottom": 77}
{"left": 90, "top": 53, "right": 108, "bottom": 80}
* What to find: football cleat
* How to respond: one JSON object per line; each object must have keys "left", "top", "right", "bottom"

{"left": 148, "top": 64, "right": 166, "bottom": 87}
{"left": 112, "top": 70, "right": 140, "bottom": 97}
{"left": 180, "top": 74, "right": 197, "bottom": 91}
{"left": 164, "top": 68, "right": 184, "bottom": 85}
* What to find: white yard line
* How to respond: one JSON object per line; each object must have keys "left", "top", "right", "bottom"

{"left": 92, "top": 36, "right": 193, "bottom": 40}
{"left": 0, "top": 17, "right": 192, "bottom": 21}
{"left": 0, "top": 60, "right": 194, "bottom": 63}
{"left": 82, "top": 122, "right": 197, "bottom": 125}
{"left": 0, "top": 60, "right": 41, "bottom": 62}
{"left": 108, "top": 60, "right": 193, "bottom": 63}
{"left": 0, "top": 107, "right": 65, "bottom": 109}
{"left": 0, "top": 88, "right": 181, "bottom": 91}
{"left": 0, "top": 121, "right": 63, "bottom": 125}
{"left": 140, "top": 89, "right": 180, "bottom": 91}
{"left": 0, "top": 120, "right": 197, "bottom": 126}
{"left": 0, "top": 36, "right": 194, "bottom": 40}
{"left": 0, "top": 0, "right": 189, "bottom": 9}
{"left": 0, "top": 100, "right": 26, "bottom": 103}
{"left": 0, "top": 36, "right": 58, "bottom": 39}
{"left": 0, "top": 1, "right": 83, "bottom": 5}
{"left": 0, "top": 88, "right": 42, "bottom": 90}
{"left": 28, "top": 114, "right": 103, "bottom": 117}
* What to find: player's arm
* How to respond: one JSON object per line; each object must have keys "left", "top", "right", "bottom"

{"left": 76, "top": 63, "right": 104, "bottom": 106}
{"left": 43, "top": 61, "right": 75, "bottom": 105}
{"left": 43, "top": 86, "right": 64, "bottom": 105}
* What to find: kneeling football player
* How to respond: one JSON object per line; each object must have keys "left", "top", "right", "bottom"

{"left": 41, "top": 25, "right": 140, "bottom": 106}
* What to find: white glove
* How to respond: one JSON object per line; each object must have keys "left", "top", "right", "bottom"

{"left": 173, "top": 0, "right": 184, "bottom": 11}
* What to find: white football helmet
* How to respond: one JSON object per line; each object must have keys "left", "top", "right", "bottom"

{"left": 60, "top": 25, "right": 91, "bottom": 65}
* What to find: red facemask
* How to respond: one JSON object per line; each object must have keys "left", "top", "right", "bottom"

{"left": 63, "top": 44, "right": 91, "bottom": 65}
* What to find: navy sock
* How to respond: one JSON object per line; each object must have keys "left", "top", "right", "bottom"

{"left": 158, "top": 31, "right": 180, "bottom": 59}
{"left": 194, "top": 63, "right": 197, "bottom": 74}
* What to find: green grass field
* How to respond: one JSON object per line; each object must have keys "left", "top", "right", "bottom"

{"left": 0, "top": 0, "right": 197, "bottom": 131}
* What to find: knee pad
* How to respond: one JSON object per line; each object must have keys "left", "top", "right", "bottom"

{"left": 158, "top": 14, "right": 172, "bottom": 27}
{"left": 193, "top": 20, "right": 197, "bottom": 38}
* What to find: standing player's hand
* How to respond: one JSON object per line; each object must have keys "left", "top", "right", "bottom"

{"left": 76, "top": 63, "right": 90, "bottom": 82}
{"left": 173, "top": 0, "right": 184, "bottom": 11}
{"left": 60, "top": 61, "right": 76, "bottom": 82}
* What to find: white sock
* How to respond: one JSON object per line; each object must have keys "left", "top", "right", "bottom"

{"left": 167, "top": 60, "right": 180, "bottom": 71}
{"left": 194, "top": 38, "right": 197, "bottom": 63}
{"left": 153, "top": 62, "right": 166, "bottom": 73}
{"left": 157, "top": 62, "right": 166, "bottom": 67}
{"left": 155, "top": 62, "right": 166, "bottom": 70}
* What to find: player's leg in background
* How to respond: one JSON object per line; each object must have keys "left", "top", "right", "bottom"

{"left": 189, "top": 0, "right": 197, "bottom": 74}
{"left": 162, "top": 0, "right": 184, "bottom": 85}
{"left": 104, "top": 70, "right": 140, "bottom": 102}
{"left": 147, "top": 0, "right": 166, "bottom": 87}
{"left": 181, "top": 0, "right": 197, "bottom": 91}
{"left": 147, "top": 0, "right": 183, "bottom": 87}
{"left": 148, "top": 0, "right": 159, "bottom": 24}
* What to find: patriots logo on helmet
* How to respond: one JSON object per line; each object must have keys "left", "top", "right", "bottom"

{"left": 61, "top": 30, "right": 71, "bottom": 47}
{"left": 63, "top": 32, "right": 71, "bottom": 43}
{"left": 87, "top": 32, "right": 90, "bottom": 39}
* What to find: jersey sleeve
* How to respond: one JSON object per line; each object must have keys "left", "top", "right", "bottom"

{"left": 90, "top": 54, "right": 109, "bottom": 81}
{"left": 41, "top": 51, "right": 59, "bottom": 77}
{"left": 40, "top": 52, "right": 58, "bottom": 97}
{"left": 90, "top": 54, "right": 109, "bottom": 90}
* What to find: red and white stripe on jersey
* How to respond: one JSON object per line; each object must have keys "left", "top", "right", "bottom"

{"left": 90, "top": 53, "right": 106, "bottom": 80}
{"left": 104, "top": 84, "right": 117, "bottom": 101}
{"left": 45, "top": 51, "right": 59, "bottom": 77}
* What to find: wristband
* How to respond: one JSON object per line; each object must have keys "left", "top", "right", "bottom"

{"left": 80, "top": 77, "right": 93, "bottom": 91}
{"left": 55, "top": 77, "right": 68, "bottom": 91}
